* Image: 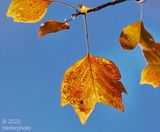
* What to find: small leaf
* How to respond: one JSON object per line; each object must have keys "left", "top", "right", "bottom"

{"left": 6, "top": 0, "right": 52, "bottom": 23}
{"left": 78, "top": 4, "right": 90, "bottom": 13}
{"left": 141, "top": 44, "right": 160, "bottom": 88}
{"left": 61, "top": 54, "right": 127, "bottom": 124}
{"left": 119, "top": 21, "right": 155, "bottom": 50}
{"left": 38, "top": 20, "right": 70, "bottom": 37}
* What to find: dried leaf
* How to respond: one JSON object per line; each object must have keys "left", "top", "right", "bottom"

{"left": 119, "top": 21, "right": 155, "bottom": 50}
{"left": 61, "top": 54, "right": 127, "bottom": 124}
{"left": 120, "top": 21, "right": 160, "bottom": 88}
{"left": 78, "top": 4, "right": 90, "bottom": 13}
{"left": 6, "top": 0, "right": 52, "bottom": 23}
{"left": 38, "top": 20, "right": 70, "bottom": 37}
{"left": 141, "top": 44, "right": 160, "bottom": 88}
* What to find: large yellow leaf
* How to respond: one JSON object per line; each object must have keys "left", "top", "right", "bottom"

{"left": 6, "top": 0, "right": 52, "bottom": 23}
{"left": 61, "top": 54, "right": 127, "bottom": 124}
{"left": 38, "top": 20, "right": 70, "bottom": 37}
{"left": 141, "top": 44, "right": 160, "bottom": 88}
{"left": 119, "top": 21, "right": 155, "bottom": 50}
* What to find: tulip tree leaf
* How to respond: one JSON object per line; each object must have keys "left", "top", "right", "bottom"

{"left": 6, "top": 0, "right": 52, "bottom": 23}
{"left": 120, "top": 21, "right": 160, "bottom": 88}
{"left": 119, "top": 21, "right": 155, "bottom": 50}
{"left": 38, "top": 20, "right": 70, "bottom": 37}
{"left": 141, "top": 44, "right": 160, "bottom": 88}
{"left": 61, "top": 54, "right": 127, "bottom": 124}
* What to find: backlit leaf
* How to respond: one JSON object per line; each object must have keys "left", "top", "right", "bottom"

{"left": 61, "top": 54, "right": 127, "bottom": 124}
{"left": 6, "top": 0, "right": 52, "bottom": 23}
{"left": 141, "top": 44, "right": 160, "bottom": 88}
{"left": 119, "top": 21, "right": 155, "bottom": 50}
{"left": 120, "top": 21, "right": 160, "bottom": 88}
{"left": 38, "top": 20, "right": 70, "bottom": 37}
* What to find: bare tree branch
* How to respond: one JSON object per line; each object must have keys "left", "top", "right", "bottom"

{"left": 72, "top": 0, "right": 128, "bottom": 18}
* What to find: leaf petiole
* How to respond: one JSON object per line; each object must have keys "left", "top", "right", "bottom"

{"left": 54, "top": 0, "right": 79, "bottom": 13}
{"left": 140, "top": 2, "right": 143, "bottom": 21}
{"left": 83, "top": 14, "right": 90, "bottom": 54}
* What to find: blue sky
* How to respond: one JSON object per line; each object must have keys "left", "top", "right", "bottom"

{"left": 0, "top": 0, "right": 160, "bottom": 132}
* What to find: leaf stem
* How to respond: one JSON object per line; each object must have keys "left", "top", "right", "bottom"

{"left": 65, "top": 18, "right": 73, "bottom": 23}
{"left": 54, "top": 0, "right": 79, "bottom": 13}
{"left": 140, "top": 2, "right": 143, "bottom": 21}
{"left": 83, "top": 14, "right": 90, "bottom": 54}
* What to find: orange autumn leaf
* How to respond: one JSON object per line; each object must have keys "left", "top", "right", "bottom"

{"left": 119, "top": 21, "right": 155, "bottom": 50}
{"left": 6, "top": 0, "right": 52, "bottom": 23}
{"left": 141, "top": 44, "right": 160, "bottom": 88}
{"left": 38, "top": 20, "right": 70, "bottom": 37}
{"left": 61, "top": 54, "right": 127, "bottom": 124}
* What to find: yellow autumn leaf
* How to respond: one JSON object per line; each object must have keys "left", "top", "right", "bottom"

{"left": 38, "top": 20, "right": 70, "bottom": 37}
{"left": 141, "top": 44, "right": 160, "bottom": 88}
{"left": 78, "top": 4, "right": 90, "bottom": 13}
{"left": 6, "top": 0, "right": 52, "bottom": 23}
{"left": 119, "top": 21, "right": 155, "bottom": 50}
{"left": 120, "top": 21, "right": 160, "bottom": 88}
{"left": 61, "top": 54, "right": 127, "bottom": 125}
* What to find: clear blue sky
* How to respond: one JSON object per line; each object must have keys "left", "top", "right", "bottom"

{"left": 0, "top": 0, "right": 160, "bottom": 132}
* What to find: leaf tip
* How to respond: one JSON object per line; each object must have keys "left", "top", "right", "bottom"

{"left": 116, "top": 103, "right": 125, "bottom": 112}
{"left": 75, "top": 108, "right": 94, "bottom": 125}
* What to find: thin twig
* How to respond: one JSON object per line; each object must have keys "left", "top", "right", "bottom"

{"left": 72, "top": 0, "right": 128, "bottom": 18}
{"left": 54, "top": 0, "right": 79, "bottom": 13}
